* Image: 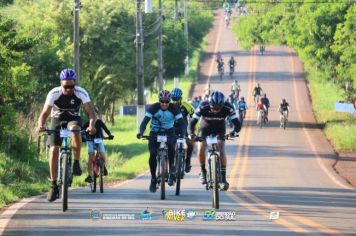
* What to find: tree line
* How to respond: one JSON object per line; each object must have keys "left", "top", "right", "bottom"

{"left": 0, "top": 0, "right": 213, "bottom": 159}
{"left": 232, "top": 1, "right": 355, "bottom": 101}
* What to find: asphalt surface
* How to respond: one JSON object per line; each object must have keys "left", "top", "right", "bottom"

{"left": 1, "top": 10, "right": 356, "bottom": 236}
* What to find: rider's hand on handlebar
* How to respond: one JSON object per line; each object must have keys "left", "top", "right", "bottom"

{"left": 36, "top": 125, "right": 45, "bottom": 133}
{"left": 136, "top": 133, "right": 142, "bottom": 139}
{"left": 188, "top": 133, "right": 196, "bottom": 140}
{"left": 86, "top": 125, "right": 96, "bottom": 135}
{"left": 108, "top": 135, "right": 114, "bottom": 140}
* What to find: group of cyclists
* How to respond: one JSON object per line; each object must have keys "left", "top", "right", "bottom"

{"left": 215, "top": 51, "right": 237, "bottom": 80}
{"left": 136, "top": 87, "right": 241, "bottom": 192}
{"left": 36, "top": 67, "right": 290, "bottom": 202}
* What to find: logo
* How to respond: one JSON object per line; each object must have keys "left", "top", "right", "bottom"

{"left": 162, "top": 209, "right": 186, "bottom": 221}
{"left": 202, "top": 210, "right": 216, "bottom": 221}
{"left": 185, "top": 209, "right": 196, "bottom": 220}
{"left": 90, "top": 209, "right": 101, "bottom": 220}
{"left": 139, "top": 208, "right": 154, "bottom": 220}
{"left": 70, "top": 99, "right": 75, "bottom": 105}
{"left": 215, "top": 210, "right": 237, "bottom": 221}
{"left": 269, "top": 211, "right": 280, "bottom": 220}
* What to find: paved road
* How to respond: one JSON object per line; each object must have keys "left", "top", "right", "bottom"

{"left": 1, "top": 10, "right": 356, "bottom": 236}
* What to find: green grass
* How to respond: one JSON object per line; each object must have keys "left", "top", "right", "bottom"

{"left": 306, "top": 68, "right": 356, "bottom": 151}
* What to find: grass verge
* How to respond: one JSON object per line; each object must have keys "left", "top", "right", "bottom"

{"left": 306, "top": 68, "right": 356, "bottom": 151}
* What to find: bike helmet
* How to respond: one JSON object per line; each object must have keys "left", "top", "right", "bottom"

{"left": 282, "top": 98, "right": 286, "bottom": 103}
{"left": 209, "top": 91, "right": 225, "bottom": 107}
{"left": 159, "top": 90, "right": 171, "bottom": 101}
{"left": 171, "top": 88, "right": 183, "bottom": 101}
{"left": 60, "top": 68, "right": 76, "bottom": 80}
{"left": 241, "top": 97, "right": 245, "bottom": 100}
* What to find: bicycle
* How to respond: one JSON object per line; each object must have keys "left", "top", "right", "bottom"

{"left": 229, "top": 65, "right": 234, "bottom": 79}
{"left": 85, "top": 136, "right": 113, "bottom": 193}
{"left": 196, "top": 134, "right": 236, "bottom": 209}
{"left": 175, "top": 136, "right": 187, "bottom": 196}
{"left": 218, "top": 65, "right": 224, "bottom": 80}
{"left": 142, "top": 133, "right": 172, "bottom": 200}
{"left": 280, "top": 110, "right": 288, "bottom": 129}
{"left": 257, "top": 109, "right": 266, "bottom": 128}
{"left": 41, "top": 122, "right": 85, "bottom": 212}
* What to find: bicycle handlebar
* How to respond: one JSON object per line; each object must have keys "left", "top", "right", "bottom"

{"left": 194, "top": 134, "right": 238, "bottom": 142}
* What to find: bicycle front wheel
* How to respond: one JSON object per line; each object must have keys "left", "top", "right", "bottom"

{"left": 175, "top": 149, "right": 184, "bottom": 196}
{"left": 159, "top": 150, "right": 166, "bottom": 200}
{"left": 99, "top": 163, "right": 104, "bottom": 193}
{"left": 210, "top": 154, "right": 219, "bottom": 209}
{"left": 61, "top": 153, "right": 69, "bottom": 212}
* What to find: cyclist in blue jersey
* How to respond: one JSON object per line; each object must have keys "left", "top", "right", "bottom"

{"left": 137, "top": 90, "right": 186, "bottom": 192}
{"left": 237, "top": 97, "right": 248, "bottom": 118}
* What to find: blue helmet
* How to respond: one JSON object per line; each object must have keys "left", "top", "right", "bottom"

{"left": 60, "top": 68, "right": 76, "bottom": 81}
{"left": 209, "top": 91, "right": 225, "bottom": 107}
{"left": 171, "top": 88, "right": 183, "bottom": 101}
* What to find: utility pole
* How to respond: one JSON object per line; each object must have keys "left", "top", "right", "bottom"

{"left": 158, "top": 0, "right": 163, "bottom": 91}
{"left": 74, "top": 0, "right": 80, "bottom": 84}
{"left": 184, "top": 0, "right": 189, "bottom": 75}
{"left": 136, "top": 0, "right": 145, "bottom": 130}
{"left": 175, "top": 0, "right": 179, "bottom": 21}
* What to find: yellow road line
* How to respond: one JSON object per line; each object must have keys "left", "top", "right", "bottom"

{"left": 227, "top": 46, "right": 309, "bottom": 233}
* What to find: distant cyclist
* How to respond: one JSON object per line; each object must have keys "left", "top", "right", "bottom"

{"left": 229, "top": 57, "right": 236, "bottom": 74}
{"left": 231, "top": 79, "right": 240, "bottom": 99}
{"left": 237, "top": 97, "right": 248, "bottom": 119}
{"left": 260, "top": 93, "right": 270, "bottom": 122}
{"left": 171, "top": 88, "right": 195, "bottom": 173}
{"left": 252, "top": 83, "right": 263, "bottom": 103}
{"left": 215, "top": 51, "right": 222, "bottom": 64}
{"left": 136, "top": 90, "right": 186, "bottom": 192}
{"left": 278, "top": 99, "right": 290, "bottom": 125}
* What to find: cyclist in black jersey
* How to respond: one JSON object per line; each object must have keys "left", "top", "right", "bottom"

{"left": 36, "top": 68, "right": 97, "bottom": 202}
{"left": 189, "top": 91, "right": 241, "bottom": 191}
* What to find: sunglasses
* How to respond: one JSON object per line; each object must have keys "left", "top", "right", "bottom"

{"left": 63, "top": 85, "right": 75, "bottom": 90}
{"left": 160, "top": 100, "right": 170, "bottom": 104}
{"left": 210, "top": 105, "right": 222, "bottom": 111}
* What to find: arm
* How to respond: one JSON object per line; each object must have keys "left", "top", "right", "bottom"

{"left": 139, "top": 116, "right": 150, "bottom": 134}
{"left": 83, "top": 102, "right": 97, "bottom": 135}
{"left": 36, "top": 105, "right": 52, "bottom": 132}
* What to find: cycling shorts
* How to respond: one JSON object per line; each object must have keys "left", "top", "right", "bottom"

{"left": 48, "top": 117, "right": 82, "bottom": 146}
{"left": 87, "top": 141, "right": 105, "bottom": 154}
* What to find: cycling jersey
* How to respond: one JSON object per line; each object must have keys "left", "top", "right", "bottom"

{"left": 256, "top": 103, "right": 266, "bottom": 110}
{"left": 237, "top": 101, "right": 247, "bottom": 111}
{"left": 140, "top": 102, "right": 185, "bottom": 134}
{"left": 231, "top": 83, "right": 240, "bottom": 91}
{"left": 83, "top": 119, "right": 112, "bottom": 139}
{"left": 253, "top": 87, "right": 262, "bottom": 96}
{"left": 176, "top": 101, "right": 195, "bottom": 124}
{"left": 190, "top": 100, "right": 241, "bottom": 133}
{"left": 261, "top": 97, "right": 270, "bottom": 108}
{"left": 45, "top": 86, "right": 90, "bottom": 120}
{"left": 280, "top": 102, "right": 289, "bottom": 111}
{"left": 229, "top": 60, "right": 235, "bottom": 67}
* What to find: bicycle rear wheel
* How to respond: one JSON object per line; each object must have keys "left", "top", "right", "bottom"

{"left": 61, "top": 153, "right": 69, "bottom": 212}
{"left": 91, "top": 174, "right": 97, "bottom": 193}
{"left": 99, "top": 162, "right": 104, "bottom": 193}
{"left": 210, "top": 154, "right": 219, "bottom": 209}
{"left": 175, "top": 148, "right": 184, "bottom": 196}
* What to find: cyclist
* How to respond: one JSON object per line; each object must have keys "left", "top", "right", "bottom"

{"left": 237, "top": 97, "right": 248, "bottom": 119}
{"left": 189, "top": 91, "right": 241, "bottom": 191}
{"left": 256, "top": 100, "right": 267, "bottom": 123}
{"left": 228, "top": 56, "right": 236, "bottom": 75}
{"left": 171, "top": 88, "right": 195, "bottom": 173}
{"left": 223, "top": 1, "right": 231, "bottom": 14}
{"left": 225, "top": 14, "right": 230, "bottom": 27}
{"left": 215, "top": 51, "right": 222, "bottom": 64}
{"left": 278, "top": 99, "right": 290, "bottom": 125}
{"left": 260, "top": 93, "right": 270, "bottom": 122}
{"left": 136, "top": 90, "right": 186, "bottom": 192}
{"left": 252, "top": 83, "right": 263, "bottom": 103}
{"left": 217, "top": 59, "right": 224, "bottom": 74}
{"left": 83, "top": 108, "right": 114, "bottom": 184}
{"left": 36, "top": 68, "right": 96, "bottom": 202}
{"left": 231, "top": 79, "right": 240, "bottom": 99}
